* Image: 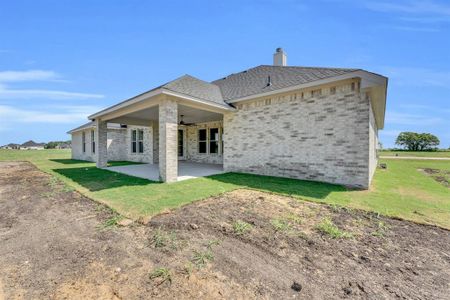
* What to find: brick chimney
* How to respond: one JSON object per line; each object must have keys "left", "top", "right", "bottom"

{"left": 273, "top": 48, "right": 287, "bottom": 66}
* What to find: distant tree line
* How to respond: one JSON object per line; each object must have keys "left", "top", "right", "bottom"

{"left": 45, "top": 140, "right": 71, "bottom": 149}
{"left": 395, "top": 132, "right": 440, "bottom": 151}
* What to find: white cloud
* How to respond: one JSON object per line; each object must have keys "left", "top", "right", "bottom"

{"left": 0, "top": 69, "right": 104, "bottom": 100}
{"left": 0, "top": 70, "right": 59, "bottom": 82}
{"left": 0, "top": 87, "right": 104, "bottom": 100}
{"left": 0, "top": 104, "right": 101, "bottom": 124}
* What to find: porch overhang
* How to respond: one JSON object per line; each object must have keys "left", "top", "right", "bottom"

{"left": 88, "top": 88, "right": 235, "bottom": 122}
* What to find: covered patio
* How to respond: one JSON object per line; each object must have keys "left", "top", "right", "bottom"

{"left": 89, "top": 80, "right": 235, "bottom": 182}
{"left": 107, "top": 162, "right": 224, "bottom": 181}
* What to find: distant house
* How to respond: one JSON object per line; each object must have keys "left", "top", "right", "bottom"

{"left": 0, "top": 143, "right": 20, "bottom": 149}
{"left": 20, "top": 140, "right": 46, "bottom": 150}
{"left": 56, "top": 142, "right": 71, "bottom": 149}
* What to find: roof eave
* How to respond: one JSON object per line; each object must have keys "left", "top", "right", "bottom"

{"left": 88, "top": 88, "right": 235, "bottom": 121}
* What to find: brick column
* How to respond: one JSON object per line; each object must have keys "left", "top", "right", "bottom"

{"left": 95, "top": 119, "right": 108, "bottom": 168}
{"left": 158, "top": 99, "right": 178, "bottom": 182}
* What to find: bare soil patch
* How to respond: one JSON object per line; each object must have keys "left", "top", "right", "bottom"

{"left": 420, "top": 168, "right": 450, "bottom": 188}
{"left": 1, "top": 162, "right": 449, "bottom": 299}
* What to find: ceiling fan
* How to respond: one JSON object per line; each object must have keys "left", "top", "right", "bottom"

{"left": 179, "top": 115, "right": 196, "bottom": 126}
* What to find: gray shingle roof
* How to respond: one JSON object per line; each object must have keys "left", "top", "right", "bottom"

{"left": 212, "top": 65, "right": 359, "bottom": 101}
{"left": 161, "top": 75, "right": 225, "bottom": 105}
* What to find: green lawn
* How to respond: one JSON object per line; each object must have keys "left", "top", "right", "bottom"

{"left": 1, "top": 149, "right": 449, "bottom": 229}
{"left": 380, "top": 150, "right": 450, "bottom": 158}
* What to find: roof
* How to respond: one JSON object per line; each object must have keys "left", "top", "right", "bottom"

{"left": 162, "top": 75, "right": 225, "bottom": 106}
{"left": 212, "top": 65, "right": 359, "bottom": 101}
{"left": 67, "top": 122, "right": 126, "bottom": 134}
{"left": 86, "top": 63, "right": 387, "bottom": 128}
{"left": 21, "top": 140, "right": 45, "bottom": 147}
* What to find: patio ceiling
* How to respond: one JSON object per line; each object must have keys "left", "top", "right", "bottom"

{"left": 106, "top": 103, "right": 223, "bottom": 126}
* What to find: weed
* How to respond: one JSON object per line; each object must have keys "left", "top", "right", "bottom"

{"left": 98, "top": 215, "right": 122, "bottom": 229}
{"left": 206, "top": 239, "right": 220, "bottom": 250}
{"left": 271, "top": 218, "right": 291, "bottom": 231}
{"left": 149, "top": 267, "right": 172, "bottom": 285}
{"left": 192, "top": 250, "right": 214, "bottom": 268}
{"left": 233, "top": 220, "right": 252, "bottom": 235}
{"left": 329, "top": 203, "right": 343, "bottom": 213}
{"left": 151, "top": 227, "right": 178, "bottom": 249}
{"left": 316, "top": 217, "right": 353, "bottom": 239}
{"left": 285, "top": 213, "right": 302, "bottom": 224}
{"left": 371, "top": 221, "right": 389, "bottom": 237}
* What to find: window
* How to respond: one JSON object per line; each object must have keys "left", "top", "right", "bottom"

{"left": 131, "top": 129, "right": 144, "bottom": 153}
{"left": 91, "top": 130, "right": 95, "bottom": 153}
{"left": 209, "top": 128, "right": 219, "bottom": 154}
{"left": 138, "top": 130, "right": 144, "bottom": 153}
{"left": 131, "top": 130, "right": 137, "bottom": 153}
{"left": 198, "top": 129, "right": 207, "bottom": 154}
{"left": 82, "top": 132, "right": 86, "bottom": 153}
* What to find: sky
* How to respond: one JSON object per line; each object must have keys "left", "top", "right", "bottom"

{"left": 0, "top": 0, "right": 449, "bottom": 148}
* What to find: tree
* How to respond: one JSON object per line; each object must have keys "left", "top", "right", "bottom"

{"left": 395, "top": 132, "right": 440, "bottom": 151}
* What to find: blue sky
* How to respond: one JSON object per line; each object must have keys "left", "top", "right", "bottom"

{"left": 0, "top": 0, "right": 449, "bottom": 148}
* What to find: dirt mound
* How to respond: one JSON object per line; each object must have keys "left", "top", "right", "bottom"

{"left": 1, "top": 162, "right": 449, "bottom": 299}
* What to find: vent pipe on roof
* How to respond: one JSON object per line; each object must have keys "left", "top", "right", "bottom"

{"left": 273, "top": 48, "right": 287, "bottom": 66}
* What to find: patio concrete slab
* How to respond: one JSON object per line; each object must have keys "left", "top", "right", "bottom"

{"left": 106, "top": 162, "right": 224, "bottom": 181}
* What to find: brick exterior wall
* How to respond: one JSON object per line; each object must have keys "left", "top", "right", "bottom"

{"left": 369, "top": 99, "right": 379, "bottom": 183}
{"left": 107, "top": 129, "right": 127, "bottom": 161}
{"left": 158, "top": 99, "right": 178, "bottom": 182}
{"left": 95, "top": 120, "right": 108, "bottom": 168}
{"left": 223, "top": 80, "right": 373, "bottom": 188}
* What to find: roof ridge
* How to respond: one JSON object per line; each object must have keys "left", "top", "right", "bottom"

{"left": 258, "top": 64, "right": 361, "bottom": 71}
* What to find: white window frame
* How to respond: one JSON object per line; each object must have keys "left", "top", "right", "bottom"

{"left": 198, "top": 128, "right": 207, "bottom": 154}
{"left": 209, "top": 127, "right": 219, "bottom": 155}
{"left": 91, "top": 130, "right": 95, "bottom": 154}
{"left": 131, "top": 129, "right": 144, "bottom": 154}
{"left": 138, "top": 129, "right": 144, "bottom": 153}
{"left": 82, "top": 132, "right": 86, "bottom": 153}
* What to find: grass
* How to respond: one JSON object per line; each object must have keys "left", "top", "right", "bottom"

{"left": 149, "top": 267, "right": 172, "bottom": 284}
{"left": 1, "top": 149, "right": 450, "bottom": 230}
{"left": 271, "top": 218, "right": 292, "bottom": 231}
{"left": 151, "top": 227, "right": 178, "bottom": 249}
{"left": 192, "top": 250, "right": 214, "bottom": 268}
{"left": 232, "top": 220, "right": 253, "bottom": 235}
{"left": 316, "top": 217, "right": 353, "bottom": 239}
{"left": 380, "top": 150, "right": 450, "bottom": 158}
{"left": 98, "top": 215, "right": 123, "bottom": 229}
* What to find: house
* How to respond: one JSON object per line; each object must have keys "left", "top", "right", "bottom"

{"left": 0, "top": 143, "right": 20, "bottom": 149}
{"left": 55, "top": 142, "right": 71, "bottom": 149}
{"left": 20, "top": 140, "right": 46, "bottom": 150}
{"left": 69, "top": 48, "right": 387, "bottom": 188}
